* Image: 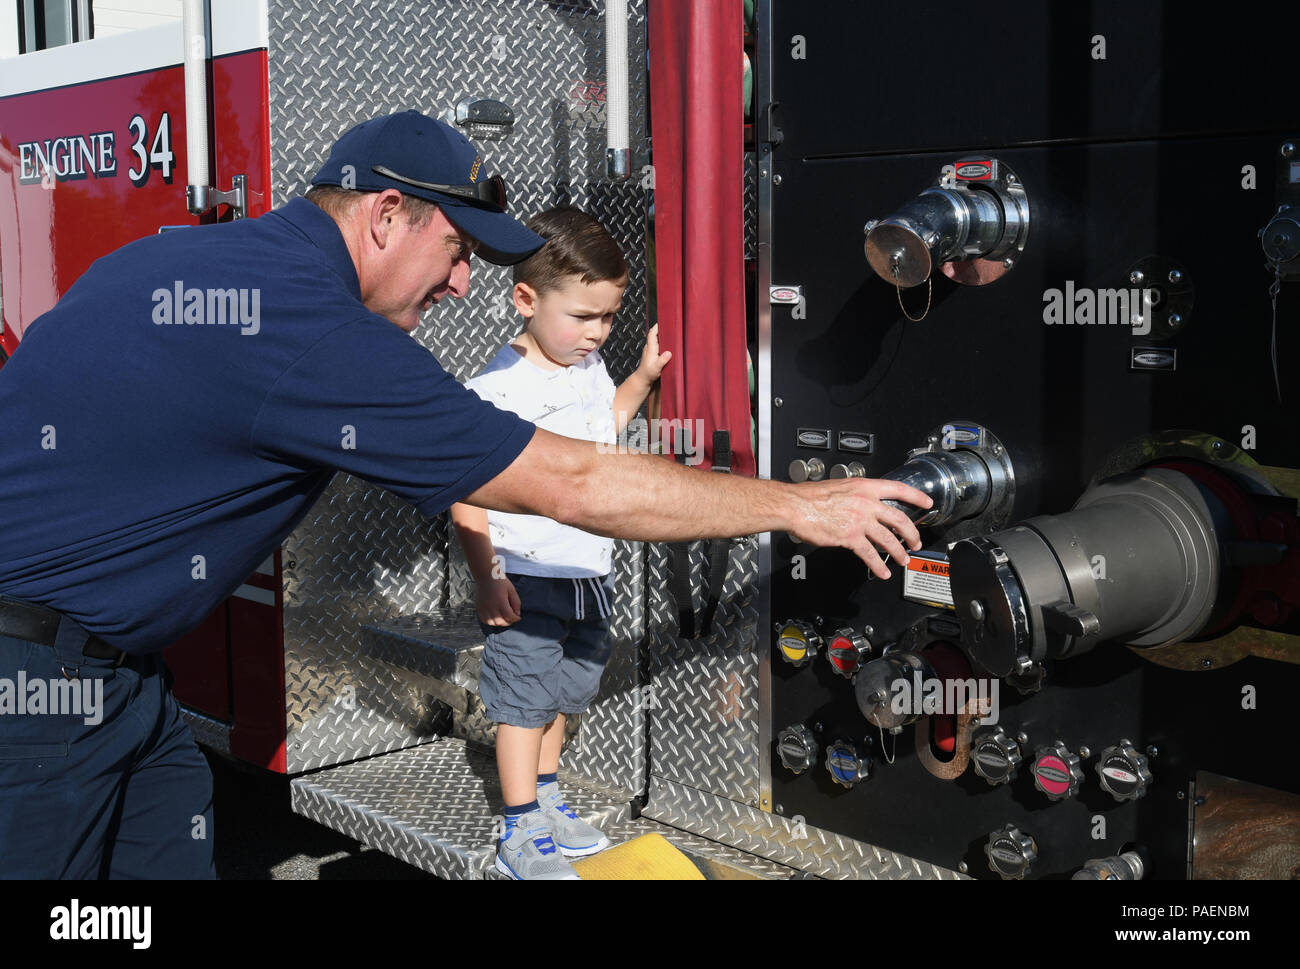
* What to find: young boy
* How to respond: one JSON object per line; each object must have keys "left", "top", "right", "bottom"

{"left": 450, "top": 207, "right": 671, "bottom": 879}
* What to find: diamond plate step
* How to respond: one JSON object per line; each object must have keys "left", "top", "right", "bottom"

{"left": 356, "top": 609, "right": 581, "bottom": 751}
{"left": 359, "top": 607, "right": 485, "bottom": 713}
{"left": 290, "top": 738, "right": 632, "bottom": 879}
{"left": 290, "top": 737, "right": 797, "bottom": 879}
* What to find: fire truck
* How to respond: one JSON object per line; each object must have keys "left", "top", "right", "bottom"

{"left": 2, "top": 0, "right": 1297, "bottom": 880}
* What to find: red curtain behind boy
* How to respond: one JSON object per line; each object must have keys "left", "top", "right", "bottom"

{"left": 648, "top": 0, "right": 754, "bottom": 477}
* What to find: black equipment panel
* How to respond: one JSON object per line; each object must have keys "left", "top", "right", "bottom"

{"left": 765, "top": 0, "right": 1298, "bottom": 878}
{"left": 771, "top": 1, "right": 1294, "bottom": 157}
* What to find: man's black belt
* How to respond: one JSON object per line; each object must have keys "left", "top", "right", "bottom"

{"left": 0, "top": 596, "right": 126, "bottom": 664}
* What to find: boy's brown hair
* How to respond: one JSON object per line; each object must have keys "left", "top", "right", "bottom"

{"left": 513, "top": 206, "right": 628, "bottom": 295}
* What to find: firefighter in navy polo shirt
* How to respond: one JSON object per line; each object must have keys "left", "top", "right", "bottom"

{"left": 0, "top": 111, "right": 930, "bottom": 879}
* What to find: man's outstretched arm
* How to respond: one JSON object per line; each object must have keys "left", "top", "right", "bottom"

{"left": 459, "top": 428, "right": 933, "bottom": 579}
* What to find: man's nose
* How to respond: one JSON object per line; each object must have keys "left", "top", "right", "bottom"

{"left": 447, "top": 258, "right": 471, "bottom": 299}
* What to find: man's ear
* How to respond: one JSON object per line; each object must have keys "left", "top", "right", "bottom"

{"left": 513, "top": 282, "right": 539, "bottom": 318}
{"left": 368, "top": 190, "right": 406, "bottom": 249}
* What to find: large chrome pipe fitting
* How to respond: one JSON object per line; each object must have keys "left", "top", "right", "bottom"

{"left": 949, "top": 468, "right": 1227, "bottom": 683}
{"left": 864, "top": 158, "right": 1030, "bottom": 288}
{"left": 880, "top": 422, "right": 1017, "bottom": 539}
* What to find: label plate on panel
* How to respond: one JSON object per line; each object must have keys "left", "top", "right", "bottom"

{"left": 902, "top": 552, "right": 954, "bottom": 609}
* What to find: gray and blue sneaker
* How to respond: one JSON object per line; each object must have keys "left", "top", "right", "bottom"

{"left": 495, "top": 810, "right": 581, "bottom": 880}
{"left": 537, "top": 785, "right": 611, "bottom": 858}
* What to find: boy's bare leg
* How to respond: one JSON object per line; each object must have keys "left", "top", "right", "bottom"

{"left": 538, "top": 713, "right": 566, "bottom": 775}
{"left": 497, "top": 723, "right": 546, "bottom": 806}
{"left": 534, "top": 710, "right": 610, "bottom": 855}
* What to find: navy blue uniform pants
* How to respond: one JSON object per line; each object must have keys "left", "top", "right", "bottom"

{"left": 0, "top": 634, "right": 215, "bottom": 879}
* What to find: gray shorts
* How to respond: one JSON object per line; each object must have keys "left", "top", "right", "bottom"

{"left": 478, "top": 572, "right": 616, "bottom": 728}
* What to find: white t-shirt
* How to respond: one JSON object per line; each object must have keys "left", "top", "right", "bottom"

{"left": 464, "top": 342, "right": 617, "bottom": 578}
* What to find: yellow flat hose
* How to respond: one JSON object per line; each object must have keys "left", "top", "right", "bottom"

{"left": 571, "top": 833, "right": 706, "bottom": 880}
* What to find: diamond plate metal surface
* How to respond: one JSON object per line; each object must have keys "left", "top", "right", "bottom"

{"left": 291, "top": 735, "right": 791, "bottom": 880}
{"left": 267, "top": 0, "right": 651, "bottom": 775}
{"left": 280, "top": 476, "right": 451, "bottom": 771}
{"left": 290, "top": 737, "right": 633, "bottom": 879}
{"left": 360, "top": 604, "right": 485, "bottom": 686}
{"left": 645, "top": 535, "right": 763, "bottom": 804}
{"left": 643, "top": 776, "right": 968, "bottom": 880}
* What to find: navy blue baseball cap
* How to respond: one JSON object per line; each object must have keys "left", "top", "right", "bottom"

{"left": 311, "top": 111, "right": 544, "bottom": 266}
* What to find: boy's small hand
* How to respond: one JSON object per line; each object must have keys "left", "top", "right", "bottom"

{"left": 477, "top": 577, "right": 522, "bottom": 626}
{"left": 636, "top": 324, "right": 672, "bottom": 383}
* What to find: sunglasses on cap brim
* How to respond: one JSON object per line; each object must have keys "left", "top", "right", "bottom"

{"left": 371, "top": 164, "right": 507, "bottom": 212}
